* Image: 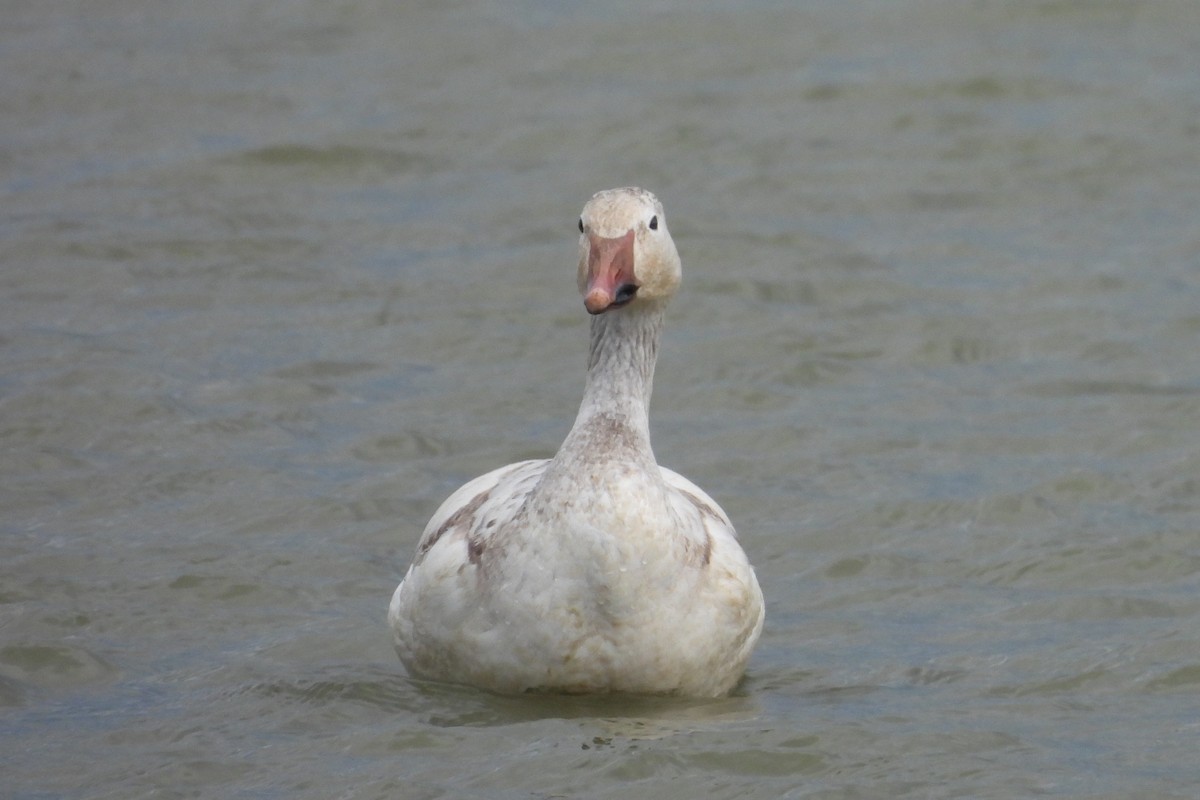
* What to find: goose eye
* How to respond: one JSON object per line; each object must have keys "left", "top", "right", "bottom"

{"left": 648, "top": 215, "right": 658, "bottom": 230}
{"left": 578, "top": 218, "right": 584, "bottom": 233}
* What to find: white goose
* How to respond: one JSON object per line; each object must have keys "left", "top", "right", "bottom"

{"left": 389, "top": 187, "right": 764, "bottom": 696}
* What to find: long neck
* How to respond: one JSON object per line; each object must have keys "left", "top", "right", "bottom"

{"left": 558, "top": 301, "right": 666, "bottom": 466}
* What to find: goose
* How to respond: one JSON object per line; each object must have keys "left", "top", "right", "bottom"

{"left": 388, "top": 187, "right": 764, "bottom": 696}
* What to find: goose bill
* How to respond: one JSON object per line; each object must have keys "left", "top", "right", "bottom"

{"left": 584, "top": 229, "right": 638, "bottom": 314}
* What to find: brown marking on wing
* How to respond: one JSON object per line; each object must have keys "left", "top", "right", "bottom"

{"left": 467, "top": 536, "right": 486, "bottom": 565}
{"left": 678, "top": 489, "right": 717, "bottom": 567}
{"left": 680, "top": 532, "right": 713, "bottom": 567}
{"left": 415, "top": 489, "right": 491, "bottom": 563}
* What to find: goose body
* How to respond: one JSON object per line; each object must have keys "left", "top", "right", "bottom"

{"left": 389, "top": 188, "right": 764, "bottom": 696}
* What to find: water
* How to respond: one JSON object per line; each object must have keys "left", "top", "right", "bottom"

{"left": 3, "top": 1, "right": 1199, "bottom": 797}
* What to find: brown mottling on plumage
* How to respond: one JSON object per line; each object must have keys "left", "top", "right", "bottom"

{"left": 680, "top": 489, "right": 722, "bottom": 525}
{"left": 467, "top": 536, "right": 486, "bottom": 565}
{"left": 586, "top": 413, "right": 637, "bottom": 448}
{"left": 680, "top": 529, "right": 713, "bottom": 567}
{"left": 415, "top": 488, "right": 491, "bottom": 563}
{"left": 679, "top": 489, "right": 720, "bottom": 566}
{"left": 567, "top": 412, "right": 653, "bottom": 467}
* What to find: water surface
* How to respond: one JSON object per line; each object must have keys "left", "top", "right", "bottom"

{"left": 3, "top": 1, "right": 1199, "bottom": 797}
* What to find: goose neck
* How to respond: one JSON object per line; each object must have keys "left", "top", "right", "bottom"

{"left": 580, "top": 303, "right": 664, "bottom": 424}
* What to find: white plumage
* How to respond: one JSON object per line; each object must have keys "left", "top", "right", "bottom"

{"left": 389, "top": 187, "right": 764, "bottom": 696}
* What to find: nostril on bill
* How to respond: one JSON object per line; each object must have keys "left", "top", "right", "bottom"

{"left": 614, "top": 283, "right": 639, "bottom": 305}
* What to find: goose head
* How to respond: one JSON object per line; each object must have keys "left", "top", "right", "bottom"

{"left": 577, "top": 187, "right": 681, "bottom": 315}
